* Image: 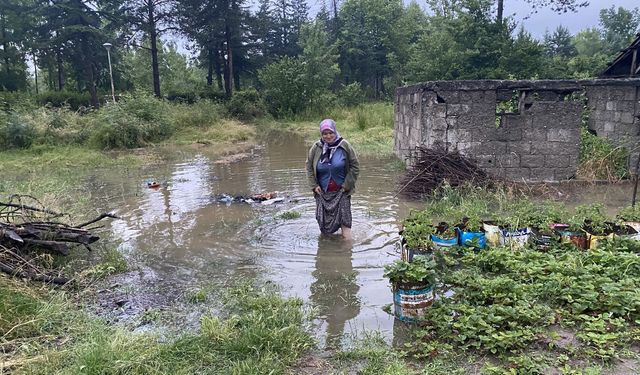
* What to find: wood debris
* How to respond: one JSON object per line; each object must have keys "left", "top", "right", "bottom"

{"left": 0, "top": 195, "right": 118, "bottom": 284}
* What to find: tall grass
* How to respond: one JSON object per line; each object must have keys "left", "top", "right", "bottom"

{"left": 578, "top": 128, "right": 629, "bottom": 181}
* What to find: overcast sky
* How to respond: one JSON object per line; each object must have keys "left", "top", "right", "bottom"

{"left": 504, "top": 0, "right": 639, "bottom": 38}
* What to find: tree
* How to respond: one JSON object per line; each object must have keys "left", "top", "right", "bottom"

{"left": 33, "top": 0, "right": 117, "bottom": 107}
{"left": 500, "top": 27, "right": 544, "bottom": 79}
{"left": 259, "top": 20, "right": 337, "bottom": 116}
{"left": 339, "top": 0, "right": 405, "bottom": 97}
{"left": 0, "top": 0, "right": 30, "bottom": 91}
{"left": 177, "top": 0, "right": 247, "bottom": 96}
{"left": 599, "top": 6, "right": 640, "bottom": 55}
{"left": 125, "top": 0, "right": 177, "bottom": 97}
{"left": 543, "top": 25, "right": 576, "bottom": 58}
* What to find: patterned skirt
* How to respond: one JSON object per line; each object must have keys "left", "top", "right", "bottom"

{"left": 315, "top": 190, "right": 352, "bottom": 234}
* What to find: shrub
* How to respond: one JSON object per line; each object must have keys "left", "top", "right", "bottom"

{"left": 225, "top": 89, "right": 266, "bottom": 120}
{"left": 118, "top": 93, "right": 174, "bottom": 142}
{"left": 198, "top": 87, "right": 227, "bottom": 102}
{"left": 37, "top": 91, "right": 92, "bottom": 110}
{"left": 0, "top": 113, "right": 37, "bottom": 150}
{"left": 89, "top": 104, "right": 144, "bottom": 149}
{"left": 170, "top": 100, "right": 226, "bottom": 128}
{"left": 307, "top": 91, "right": 336, "bottom": 115}
{"left": 337, "top": 82, "right": 365, "bottom": 107}
{"left": 259, "top": 57, "right": 308, "bottom": 117}
{"left": 166, "top": 90, "right": 198, "bottom": 104}
{"left": 37, "top": 107, "right": 93, "bottom": 146}
{"left": 0, "top": 91, "right": 36, "bottom": 112}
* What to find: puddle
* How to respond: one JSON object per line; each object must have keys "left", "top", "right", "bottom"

{"left": 80, "top": 132, "right": 637, "bottom": 349}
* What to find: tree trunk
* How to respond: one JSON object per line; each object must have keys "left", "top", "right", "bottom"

{"left": 83, "top": 57, "right": 98, "bottom": 107}
{"left": 206, "top": 47, "right": 214, "bottom": 86}
{"left": 1, "top": 12, "right": 10, "bottom": 75}
{"left": 213, "top": 44, "right": 224, "bottom": 91}
{"left": 33, "top": 54, "right": 38, "bottom": 94}
{"left": 497, "top": 0, "right": 504, "bottom": 24}
{"left": 233, "top": 65, "right": 240, "bottom": 91}
{"left": 332, "top": 0, "right": 339, "bottom": 41}
{"left": 224, "top": 24, "right": 234, "bottom": 96}
{"left": 148, "top": 1, "right": 161, "bottom": 97}
{"left": 57, "top": 52, "right": 65, "bottom": 91}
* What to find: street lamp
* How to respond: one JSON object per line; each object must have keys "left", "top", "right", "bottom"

{"left": 103, "top": 42, "right": 116, "bottom": 103}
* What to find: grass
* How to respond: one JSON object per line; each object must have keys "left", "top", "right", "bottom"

{"left": 2, "top": 281, "right": 314, "bottom": 374}
{"left": 270, "top": 102, "right": 395, "bottom": 157}
{"left": 278, "top": 210, "right": 301, "bottom": 220}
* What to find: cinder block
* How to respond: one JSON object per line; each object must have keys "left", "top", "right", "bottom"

{"left": 504, "top": 168, "right": 530, "bottom": 181}
{"left": 529, "top": 168, "right": 556, "bottom": 182}
{"left": 555, "top": 167, "right": 577, "bottom": 180}
{"left": 496, "top": 153, "right": 520, "bottom": 167}
{"left": 520, "top": 155, "right": 545, "bottom": 168}
{"left": 547, "top": 128, "right": 576, "bottom": 141}
{"left": 545, "top": 155, "right": 571, "bottom": 168}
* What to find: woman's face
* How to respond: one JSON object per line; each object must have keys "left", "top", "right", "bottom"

{"left": 322, "top": 129, "right": 336, "bottom": 143}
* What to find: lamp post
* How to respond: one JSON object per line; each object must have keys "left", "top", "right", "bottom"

{"left": 103, "top": 42, "right": 116, "bottom": 103}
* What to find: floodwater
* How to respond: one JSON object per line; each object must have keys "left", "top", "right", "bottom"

{"left": 86, "top": 132, "right": 638, "bottom": 348}
{"left": 88, "top": 132, "right": 420, "bottom": 348}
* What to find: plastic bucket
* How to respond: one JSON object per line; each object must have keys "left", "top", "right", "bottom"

{"left": 500, "top": 228, "right": 531, "bottom": 249}
{"left": 622, "top": 221, "right": 640, "bottom": 233}
{"left": 531, "top": 233, "right": 555, "bottom": 250}
{"left": 393, "top": 283, "right": 435, "bottom": 322}
{"left": 430, "top": 234, "right": 458, "bottom": 249}
{"left": 559, "top": 231, "right": 587, "bottom": 249}
{"left": 402, "top": 244, "right": 433, "bottom": 262}
{"left": 587, "top": 233, "right": 614, "bottom": 249}
{"left": 458, "top": 230, "right": 486, "bottom": 249}
{"left": 483, "top": 222, "right": 501, "bottom": 247}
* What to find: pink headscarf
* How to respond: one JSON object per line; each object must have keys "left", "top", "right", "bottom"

{"left": 319, "top": 119, "right": 342, "bottom": 164}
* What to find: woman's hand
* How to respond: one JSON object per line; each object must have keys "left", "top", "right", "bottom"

{"left": 313, "top": 186, "right": 322, "bottom": 195}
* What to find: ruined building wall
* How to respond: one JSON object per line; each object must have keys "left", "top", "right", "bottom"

{"left": 395, "top": 79, "right": 640, "bottom": 182}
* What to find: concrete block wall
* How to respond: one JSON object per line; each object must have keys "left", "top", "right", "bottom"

{"left": 395, "top": 79, "right": 640, "bottom": 182}
{"left": 585, "top": 84, "right": 640, "bottom": 170}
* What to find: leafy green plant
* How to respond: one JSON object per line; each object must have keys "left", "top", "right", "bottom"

{"left": 435, "top": 222, "right": 457, "bottom": 239}
{"left": 402, "top": 219, "right": 435, "bottom": 250}
{"left": 616, "top": 205, "right": 640, "bottom": 222}
{"left": 383, "top": 255, "right": 436, "bottom": 286}
{"left": 460, "top": 216, "right": 483, "bottom": 232}
{"left": 576, "top": 203, "right": 613, "bottom": 235}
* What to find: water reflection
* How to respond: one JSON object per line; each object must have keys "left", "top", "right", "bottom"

{"left": 310, "top": 235, "right": 361, "bottom": 349}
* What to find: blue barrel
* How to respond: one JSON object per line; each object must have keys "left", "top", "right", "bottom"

{"left": 430, "top": 234, "right": 458, "bottom": 249}
{"left": 393, "top": 283, "right": 435, "bottom": 322}
{"left": 458, "top": 230, "right": 486, "bottom": 249}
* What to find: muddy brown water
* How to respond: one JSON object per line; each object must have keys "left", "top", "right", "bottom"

{"left": 85, "top": 133, "right": 638, "bottom": 349}
{"left": 87, "top": 133, "right": 419, "bottom": 348}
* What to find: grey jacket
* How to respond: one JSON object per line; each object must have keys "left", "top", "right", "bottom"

{"left": 305, "top": 139, "right": 359, "bottom": 195}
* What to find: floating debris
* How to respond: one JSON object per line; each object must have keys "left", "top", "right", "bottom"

{"left": 212, "top": 191, "right": 280, "bottom": 205}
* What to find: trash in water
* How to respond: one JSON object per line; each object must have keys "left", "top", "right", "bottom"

{"left": 145, "top": 180, "right": 161, "bottom": 189}
{"left": 212, "top": 192, "right": 286, "bottom": 205}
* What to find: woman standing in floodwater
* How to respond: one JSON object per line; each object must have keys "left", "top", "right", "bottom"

{"left": 306, "top": 119, "right": 360, "bottom": 239}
